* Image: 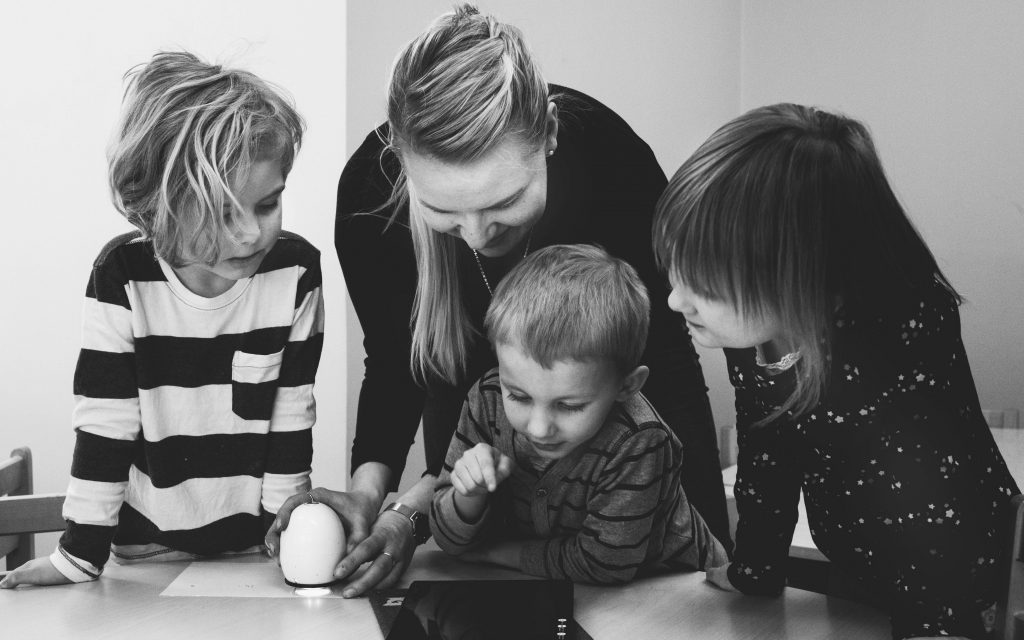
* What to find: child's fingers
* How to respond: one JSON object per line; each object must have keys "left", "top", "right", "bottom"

{"left": 495, "top": 453, "right": 514, "bottom": 483}
{"left": 461, "top": 451, "right": 487, "bottom": 490}
{"left": 452, "top": 460, "right": 482, "bottom": 496}
{"left": 0, "top": 557, "right": 70, "bottom": 588}
{"left": 704, "top": 563, "right": 736, "bottom": 591}
{"left": 478, "top": 452, "right": 498, "bottom": 492}
{"left": 451, "top": 471, "right": 469, "bottom": 496}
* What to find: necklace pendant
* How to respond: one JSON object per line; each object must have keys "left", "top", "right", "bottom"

{"left": 471, "top": 231, "right": 533, "bottom": 298}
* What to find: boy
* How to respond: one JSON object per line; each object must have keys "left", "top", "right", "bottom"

{"left": 430, "top": 244, "right": 728, "bottom": 584}
{"left": 0, "top": 52, "right": 322, "bottom": 588}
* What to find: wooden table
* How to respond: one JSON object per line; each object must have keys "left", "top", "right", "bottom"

{"left": 0, "top": 542, "right": 890, "bottom": 639}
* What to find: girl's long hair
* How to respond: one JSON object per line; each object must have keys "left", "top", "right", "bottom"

{"left": 653, "top": 103, "right": 959, "bottom": 423}
{"left": 384, "top": 4, "right": 551, "bottom": 385}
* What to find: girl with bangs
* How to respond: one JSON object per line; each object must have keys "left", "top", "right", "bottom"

{"left": 653, "top": 103, "right": 1018, "bottom": 639}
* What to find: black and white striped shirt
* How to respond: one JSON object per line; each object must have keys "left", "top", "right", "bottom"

{"left": 52, "top": 231, "right": 323, "bottom": 581}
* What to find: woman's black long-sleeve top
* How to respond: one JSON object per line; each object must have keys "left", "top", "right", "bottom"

{"left": 335, "top": 86, "right": 731, "bottom": 549}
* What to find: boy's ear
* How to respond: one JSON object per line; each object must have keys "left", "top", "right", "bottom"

{"left": 616, "top": 365, "right": 649, "bottom": 401}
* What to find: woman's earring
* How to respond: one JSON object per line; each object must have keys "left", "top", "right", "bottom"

{"left": 547, "top": 149, "right": 555, "bottom": 157}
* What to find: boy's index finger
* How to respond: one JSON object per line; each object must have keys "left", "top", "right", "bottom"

{"left": 480, "top": 454, "right": 497, "bottom": 491}
{"left": 496, "top": 454, "right": 514, "bottom": 482}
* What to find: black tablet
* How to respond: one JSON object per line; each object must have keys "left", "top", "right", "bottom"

{"left": 382, "top": 579, "right": 582, "bottom": 640}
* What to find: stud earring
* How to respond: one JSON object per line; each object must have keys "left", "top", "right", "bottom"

{"left": 547, "top": 149, "right": 555, "bottom": 157}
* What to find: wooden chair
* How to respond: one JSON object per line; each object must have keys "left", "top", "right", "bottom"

{"left": 983, "top": 408, "right": 1021, "bottom": 430}
{"left": 0, "top": 447, "right": 65, "bottom": 570}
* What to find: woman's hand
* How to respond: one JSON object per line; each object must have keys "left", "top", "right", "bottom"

{"left": 335, "top": 507, "right": 417, "bottom": 597}
{"left": 0, "top": 557, "right": 73, "bottom": 589}
{"left": 704, "top": 563, "right": 737, "bottom": 591}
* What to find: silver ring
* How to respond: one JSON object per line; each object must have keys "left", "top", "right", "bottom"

{"left": 307, "top": 491, "right": 316, "bottom": 504}
{"left": 380, "top": 551, "right": 396, "bottom": 567}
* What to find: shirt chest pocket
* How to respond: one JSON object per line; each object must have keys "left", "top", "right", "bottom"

{"left": 231, "top": 349, "right": 284, "bottom": 385}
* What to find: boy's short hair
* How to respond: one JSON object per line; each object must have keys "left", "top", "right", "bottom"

{"left": 107, "top": 51, "right": 304, "bottom": 267}
{"left": 484, "top": 244, "right": 650, "bottom": 374}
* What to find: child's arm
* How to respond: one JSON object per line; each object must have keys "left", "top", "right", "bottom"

{"left": 449, "top": 443, "right": 513, "bottom": 523}
{"left": 514, "top": 429, "right": 725, "bottom": 585}
{"left": 429, "top": 384, "right": 511, "bottom": 555}
{"left": 8, "top": 256, "right": 144, "bottom": 587}
{"left": 260, "top": 252, "right": 324, "bottom": 520}
{"left": 724, "top": 418, "right": 802, "bottom": 595}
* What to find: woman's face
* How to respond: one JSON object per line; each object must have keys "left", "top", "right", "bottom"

{"left": 402, "top": 135, "right": 550, "bottom": 258}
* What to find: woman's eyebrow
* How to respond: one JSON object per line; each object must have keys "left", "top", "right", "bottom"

{"left": 419, "top": 185, "right": 527, "bottom": 214}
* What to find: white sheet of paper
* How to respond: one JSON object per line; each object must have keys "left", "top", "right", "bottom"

{"left": 160, "top": 560, "right": 345, "bottom": 598}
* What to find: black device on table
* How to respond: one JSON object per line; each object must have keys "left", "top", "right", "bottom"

{"left": 382, "top": 579, "right": 582, "bottom": 640}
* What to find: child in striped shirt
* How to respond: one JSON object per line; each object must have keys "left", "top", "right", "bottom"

{"left": 430, "top": 244, "right": 728, "bottom": 584}
{"left": 0, "top": 52, "right": 323, "bottom": 588}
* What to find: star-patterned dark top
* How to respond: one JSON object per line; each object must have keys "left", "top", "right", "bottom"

{"left": 725, "top": 278, "right": 1019, "bottom": 640}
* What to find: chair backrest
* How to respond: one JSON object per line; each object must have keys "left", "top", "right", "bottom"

{"left": 995, "top": 493, "right": 1024, "bottom": 640}
{"left": 983, "top": 408, "right": 1021, "bottom": 430}
{"left": 0, "top": 447, "right": 65, "bottom": 570}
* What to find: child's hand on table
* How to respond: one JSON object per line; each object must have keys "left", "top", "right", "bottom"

{"left": 0, "top": 557, "right": 73, "bottom": 589}
{"left": 704, "top": 563, "right": 737, "bottom": 591}
{"left": 451, "top": 443, "right": 513, "bottom": 523}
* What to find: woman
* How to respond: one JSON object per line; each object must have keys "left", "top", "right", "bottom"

{"left": 269, "top": 4, "right": 729, "bottom": 597}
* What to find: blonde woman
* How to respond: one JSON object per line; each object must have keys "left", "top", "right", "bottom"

{"left": 268, "top": 4, "right": 728, "bottom": 597}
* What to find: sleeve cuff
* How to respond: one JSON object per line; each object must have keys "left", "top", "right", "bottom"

{"left": 50, "top": 547, "right": 101, "bottom": 583}
{"left": 727, "top": 560, "right": 785, "bottom": 595}
{"left": 430, "top": 490, "right": 490, "bottom": 549}
{"left": 260, "top": 471, "right": 312, "bottom": 514}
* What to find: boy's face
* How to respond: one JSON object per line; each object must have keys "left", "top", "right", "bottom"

{"left": 496, "top": 343, "right": 636, "bottom": 462}
{"left": 174, "top": 155, "right": 286, "bottom": 297}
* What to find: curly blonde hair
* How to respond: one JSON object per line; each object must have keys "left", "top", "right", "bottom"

{"left": 108, "top": 51, "right": 304, "bottom": 267}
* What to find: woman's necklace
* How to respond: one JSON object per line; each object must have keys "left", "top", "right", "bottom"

{"left": 472, "top": 231, "right": 532, "bottom": 297}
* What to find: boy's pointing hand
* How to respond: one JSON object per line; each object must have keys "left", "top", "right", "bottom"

{"left": 452, "top": 443, "right": 514, "bottom": 496}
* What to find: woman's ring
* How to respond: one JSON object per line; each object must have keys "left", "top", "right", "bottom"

{"left": 380, "top": 551, "right": 396, "bottom": 567}
{"left": 307, "top": 491, "right": 316, "bottom": 504}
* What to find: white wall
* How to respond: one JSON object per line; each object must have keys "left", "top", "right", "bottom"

{"left": 740, "top": 0, "right": 1024, "bottom": 418}
{"left": 345, "top": 1, "right": 742, "bottom": 492}
{"left": 0, "top": 1, "right": 347, "bottom": 558}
